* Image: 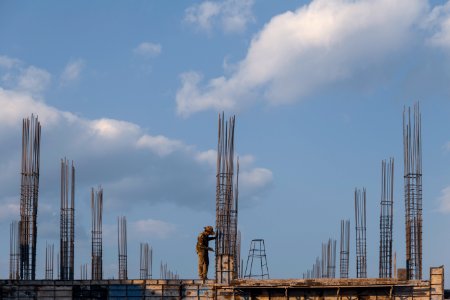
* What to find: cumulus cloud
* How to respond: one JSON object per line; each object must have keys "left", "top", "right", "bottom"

{"left": 423, "top": 1, "right": 450, "bottom": 48}
{"left": 17, "top": 66, "right": 51, "bottom": 95}
{"left": 60, "top": 59, "right": 85, "bottom": 85}
{"left": 0, "top": 87, "right": 273, "bottom": 213}
{"left": 438, "top": 186, "right": 450, "bottom": 213}
{"left": 177, "top": 0, "right": 427, "bottom": 116}
{"left": 240, "top": 168, "right": 273, "bottom": 190}
{"left": 0, "top": 56, "right": 51, "bottom": 96}
{"left": 131, "top": 219, "right": 176, "bottom": 239}
{"left": 133, "top": 42, "right": 162, "bottom": 58}
{"left": 185, "top": 0, "right": 254, "bottom": 34}
{"left": 0, "top": 55, "right": 21, "bottom": 69}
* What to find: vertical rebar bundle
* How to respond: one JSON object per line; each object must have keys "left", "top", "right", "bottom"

{"left": 159, "top": 262, "right": 179, "bottom": 279}
{"left": 60, "top": 158, "right": 75, "bottom": 280}
{"left": 9, "top": 221, "right": 20, "bottom": 280}
{"left": 320, "top": 239, "right": 336, "bottom": 278}
{"left": 244, "top": 239, "right": 269, "bottom": 279}
{"left": 403, "top": 103, "right": 422, "bottom": 280}
{"left": 355, "top": 188, "right": 367, "bottom": 278}
{"left": 118, "top": 216, "right": 127, "bottom": 280}
{"left": 340, "top": 220, "right": 350, "bottom": 278}
{"left": 215, "top": 113, "right": 239, "bottom": 283}
{"left": 80, "top": 264, "right": 88, "bottom": 280}
{"left": 140, "top": 243, "right": 153, "bottom": 279}
{"left": 19, "top": 114, "right": 41, "bottom": 280}
{"left": 91, "top": 187, "right": 103, "bottom": 280}
{"left": 45, "top": 242, "right": 54, "bottom": 280}
{"left": 379, "top": 158, "right": 394, "bottom": 278}
{"left": 236, "top": 230, "right": 241, "bottom": 278}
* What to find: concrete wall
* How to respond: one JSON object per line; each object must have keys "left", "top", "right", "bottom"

{"left": 0, "top": 266, "right": 444, "bottom": 300}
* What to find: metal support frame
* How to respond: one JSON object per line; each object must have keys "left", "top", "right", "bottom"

{"left": 244, "top": 239, "right": 269, "bottom": 279}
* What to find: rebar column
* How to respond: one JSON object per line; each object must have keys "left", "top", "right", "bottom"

{"left": 60, "top": 158, "right": 75, "bottom": 280}
{"left": 91, "top": 187, "right": 103, "bottom": 280}
{"left": 403, "top": 103, "right": 422, "bottom": 280}
{"left": 215, "top": 113, "right": 239, "bottom": 283}
{"left": 118, "top": 216, "right": 127, "bottom": 280}
{"left": 19, "top": 114, "right": 41, "bottom": 280}
{"left": 355, "top": 188, "right": 367, "bottom": 278}
{"left": 140, "top": 243, "right": 152, "bottom": 279}
{"left": 340, "top": 219, "right": 350, "bottom": 278}
{"left": 9, "top": 221, "right": 19, "bottom": 280}
{"left": 379, "top": 158, "right": 394, "bottom": 278}
{"left": 45, "top": 242, "right": 54, "bottom": 280}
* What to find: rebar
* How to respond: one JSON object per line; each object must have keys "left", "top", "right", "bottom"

{"left": 403, "top": 103, "right": 422, "bottom": 280}
{"left": 118, "top": 216, "right": 127, "bottom": 280}
{"left": 340, "top": 219, "right": 350, "bottom": 278}
{"left": 19, "top": 114, "right": 41, "bottom": 280}
{"left": 9, "top": 221, "right": 19, "bottom": 280}
{"left": 355, "top": 188, "right": 367, "bottom": 278}
{"left": 91, "top": 187, "right": 103, "bottom": 280}
{"left": 215, "top": 113, "right": 239, "bottom": 283}
{"left": 45, "top": 242, "right": 54, "bottom": 280}
{"left": 60, "top": 158, "right": 75, "bottom": 280}
{"left": 140, "top": 243, "right": 153, "bottom": 279}
{"left": 379, "top": 158, "right": 394, "bottom": 278}
{"left": 160, "top": 262, "right": 179, "bottom": 279}
{"left": 236, "top": 230, "right": 241, "bottom": 278}
{"left": 80, "top": 263, "right": 88, "bottom": 280}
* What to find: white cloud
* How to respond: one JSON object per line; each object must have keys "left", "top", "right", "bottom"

{"left": 0, "top": 55, "right": 21, "bottom": 69}
{"left": 438, "top": 186, "right": 450, "bottom": 213}
{"left": 185, "top": 0, "right": 254, "bottom": 34}
{"left": 240, "top": 168, "right": 273, "bottom": 190}
{"left": 0, "top": 87, "right": 273, "bottom": 212}
{"left": 60, "top": 59, "right": 85, "bottom": 85}
{"left": 90, "top": 118, "right": 140, "bottom": 139}
{"left": 131, "top": 219, "right": 176, "bottom": 239}
{"left": 177, "top": 0, "right": 427, "bottom": 116}
{"left": 423, "top": 1, "right": 450, "bottom": 48}
{"left": 196, "top": 149, "right": 217, "bottom": 166}
{"left": 17, "top": 66, "right": 51, "bottom": 95}
{"left": 133, "top": 42, "right": 162, "bottom": 58}
{"left": 137, "top": 134, "right": 186, "bottom": 156}
{"left": 0, "top": 202, "right": 19, "bottom": 222}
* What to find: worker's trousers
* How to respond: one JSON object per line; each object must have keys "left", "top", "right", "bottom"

{"left": 197, "top": 250, "right": 209, "bottom": 279}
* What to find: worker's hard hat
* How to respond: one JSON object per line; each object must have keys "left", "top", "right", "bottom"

{"left": 204, "top": 226, "right": 215, "bottom": 234}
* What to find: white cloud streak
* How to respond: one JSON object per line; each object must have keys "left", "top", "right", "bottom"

{"left": 177, "top": 0, "right": 428, "bottom": 116}
{"left": 17, "top": 66, "right": 51, "bottom": 95}
{"left": 133, "top": 42, "right": 162, "bottom": 58}
{"left": 131, "top": 219, "right": 176, "bottom": 239}
{"left": 438, "top": 186, "right": 450, "bottom": 213}
{"left": 0, "top": 55, "right": 21, "bottom": 69}
{"left": 60, "top": 59, "right": 85, "bottom": 85}
{"left": 185, "top": 0, "right": 254, "bottom": 34}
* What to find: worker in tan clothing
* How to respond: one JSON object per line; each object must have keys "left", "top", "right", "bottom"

{"left": 196, "top": 226, "right": 216, "bottom": 280}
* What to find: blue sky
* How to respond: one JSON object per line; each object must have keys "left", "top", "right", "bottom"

{"left": 1, "top": 0, "right": 450, "bottom": 282}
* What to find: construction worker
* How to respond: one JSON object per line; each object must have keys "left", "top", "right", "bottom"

{"left": 196, "top": 226, "right": 216, "bottom": 280}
